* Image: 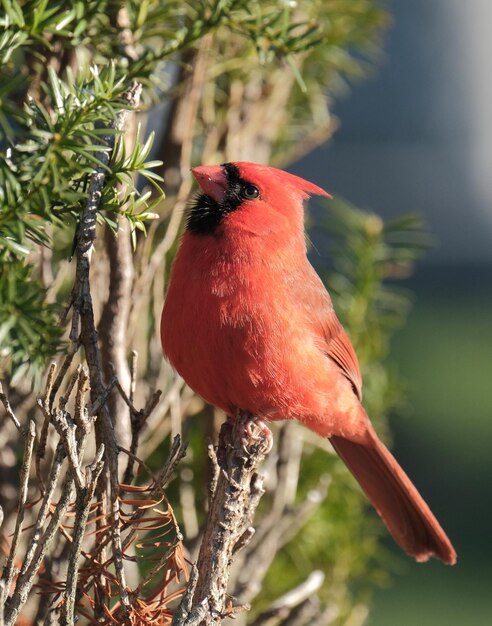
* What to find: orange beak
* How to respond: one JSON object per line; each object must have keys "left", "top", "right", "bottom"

{"left": 191, "top": 165, "right": 227, "bottom": 204}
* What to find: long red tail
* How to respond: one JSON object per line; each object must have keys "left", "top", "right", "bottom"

{"left": 330, "top": 429, "right": 456, "bottom": 564}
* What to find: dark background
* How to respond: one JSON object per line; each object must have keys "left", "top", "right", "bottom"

{"left": 293, "top": 1, "right": 492, "bottom": 623}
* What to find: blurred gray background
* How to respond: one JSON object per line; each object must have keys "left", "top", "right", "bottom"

{"left": 294, "top": 1, "right": 492, "bottom": 624}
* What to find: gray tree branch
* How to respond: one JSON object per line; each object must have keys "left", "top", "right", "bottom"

{"left": 173, "top": 412, "right": 271, "bottom": 626}
{"left": 67, "top": 81, "right": 142, "bottom": 621}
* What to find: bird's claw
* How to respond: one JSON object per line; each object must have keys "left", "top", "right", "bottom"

{"left": 236, "top": 411, "right": 273, "bottom": 455}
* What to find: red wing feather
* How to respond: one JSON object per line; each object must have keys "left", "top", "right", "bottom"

{"left": 295, "top": 264, "right": 362, "bottom": 399}
{"left": 326, "top": 325, "right": 363, "bottom": 400}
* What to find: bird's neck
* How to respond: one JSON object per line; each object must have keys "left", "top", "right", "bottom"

{"left": 175, "top": 230, "right": 307, "bottom": 300}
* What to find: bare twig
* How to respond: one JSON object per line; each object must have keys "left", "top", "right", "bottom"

{"left": 20, "top": 444, "right": 65, "bottom": 577}
{"left": 232, "top": 527, "right": 255, "bottom": 556}
{"left": 249, "top": 571, "right": 325, "bottom": 626}
{"left": 172, "top": 565, "right": 209, "bottom": 626}
{"left": 2, "top": 420, "right": 35, "bottom": 593}
{"left": 87, "top": 376, "right": 118, "bottom": 417}
{"left": 0, "top": 579, "right": 6, "bottom": 626}
{"left": 73, "top": 367, "right": 90, "bottom": 432}
{"left": 49, "top": 407, "right": 84, "bottom": 492}
{"left": 36, "top": 363, "right": 59, "bottom": 489}
{"left": 58, "top": 366, "right": 81, "bottom": 411}
{"left": 271, "top": 423, "right": 304, "bottom": 514}
{"left": 207, "top": 444, "right": 220, "bottom": 504}
{"left": 129, "top": 351, "right": 137, "bottom": 406}
{"left": 42, "top": 362, "right": 57, "bottom": 406}
{"left": 232, "top": 474, "right": 331, "bottom": 605}
{"left": 5, "top": 368, "right": 96, "bottom": 624}
{"left": 0, "top": 383, "right": 23, "bottom": 433}
{"left": 276, "top": 598, "right": 320, "bottom": 626}
{"left": 119, "top": 382, "right": 162, "bottom": 485}
{"left": 5, "top": 472, "right": 75, "bottom": 626}
{"left": 48, "top": 347, "right": 78, "bottom": 410}
{"left": 308, "top": 605, "right": 340, "bottom": 626}
{"left": 61, "top": 445, "right": 105, "bottom": 626}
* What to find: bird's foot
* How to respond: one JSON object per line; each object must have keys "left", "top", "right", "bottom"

{"left": 236, "top": 410, "right": 273, "bottom": 455}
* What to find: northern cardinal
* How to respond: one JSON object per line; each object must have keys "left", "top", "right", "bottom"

{"left": 161, "top": 162, "right": 456, "bottom": 565}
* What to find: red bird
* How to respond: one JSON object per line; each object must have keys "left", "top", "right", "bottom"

{"left": 161, "top": 162, "right": 456, "bottom": 565}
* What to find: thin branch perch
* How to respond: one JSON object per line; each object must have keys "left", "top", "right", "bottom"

{"left": 61, "top": 445, "right": 105, "bottom": 626}
{"left": 173, "top": 411, "right": 271, "bottom": 626}
{"left": 1, "top": 420, "right": 35, "bottom": 593}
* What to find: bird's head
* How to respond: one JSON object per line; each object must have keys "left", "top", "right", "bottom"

{"left": 188, "top": 162, "right": 331, "bottom": 237}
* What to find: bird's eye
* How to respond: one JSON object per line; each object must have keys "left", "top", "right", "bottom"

{"left": 241, "top": 184, "right": 260, "bottom": 199}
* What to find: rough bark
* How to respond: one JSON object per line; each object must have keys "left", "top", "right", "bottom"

{"left": 173, "top": 412, "right": 271, "bottom": 626}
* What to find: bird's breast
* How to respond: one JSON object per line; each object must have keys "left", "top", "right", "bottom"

{"left": 161, "top": 233, "right": 350, "bottom": 429}
{"left": 162, "top": 238, "right": 300, "bottom": 413}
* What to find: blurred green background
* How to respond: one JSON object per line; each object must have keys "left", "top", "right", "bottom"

{"left": 369, "top": 269, "right": 492, "bottom": 625}
{"left": 294, "top": 0, "right": 492, "bottom": 622}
